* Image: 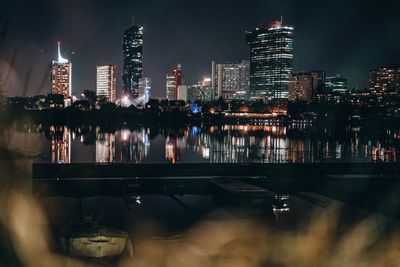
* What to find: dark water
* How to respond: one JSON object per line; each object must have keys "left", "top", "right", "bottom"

{"left": 2, "top": 122, "right": 400, "bottom": 265}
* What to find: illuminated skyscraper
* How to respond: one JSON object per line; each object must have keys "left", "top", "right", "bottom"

{"left": 138, "top": 77, "right": 151, "bottom": 104}
{"left": 166, "top": 74, "right": 175, "bottom": 100}
{"left": 123, "top": 17, "right": 143, "bottom": 97}
{"left": 96, "top": 65, "right": 116, "bottom": 102}
{"left": 166, "top": 64, "right": 183, "bottom": 100}
{"left": 369, "top": 65, "right": 400, "bottom": 92}
{"left": 51, "top": 42, "right": 72, "bottom": 97}
{"left": 216, "top": 60, "right": 250, "bottom": 100}
{"left": 246, "top": 19, "right": 294, "bottom": 101}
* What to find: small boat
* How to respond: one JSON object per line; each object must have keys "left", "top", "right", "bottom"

{"left": 62, "top": 216, "right": 133, "bottom": 259}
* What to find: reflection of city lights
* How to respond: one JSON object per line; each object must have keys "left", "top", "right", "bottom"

{"left": 133, "top": 195, "right": 141, "bottom": 205}
{"left": 273, "top": 194, "right": 290, "bottom": 216}
{"left": 165, "top": 143, "right": 174, "bottom": 159}
{"left": 122, "top": 130, "right": 130, "bottom": 141}
{"left": 202, "top": 147, "right": 210, "bottom": 159}
{"left": 191, "top": 126, "right": 199, "bottom": 136}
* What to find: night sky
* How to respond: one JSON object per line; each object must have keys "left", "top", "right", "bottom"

{"left": 1, "top": 0, "right": 400, "bottom": 98}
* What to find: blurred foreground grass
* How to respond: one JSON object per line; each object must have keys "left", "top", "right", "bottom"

{"left": 0, "top": 188, "right": 399, "bottom": 266}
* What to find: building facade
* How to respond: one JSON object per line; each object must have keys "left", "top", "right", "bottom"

{"left": 138, "top": 77, "right": 151, "bottom": 104}
{"left": 189, "top": 83, "right": 213, "bottom": 102}
{"left": 326, "top": 75, "right": 347, "bottom": 92}
{"left": 369, "top": 65, "right": 400, "bottom": 92}
{"left": 288, "top": 72, "right": 313, "bottom": 102}
{"left": 122, "top": 18, "right": 143, "bottom": 97}
{"left": 246, "top": 19, "right": 294, "bottom": 101}
{"left": 177, "top": 85, "right": 188, "bottom": 101}
{"left": 216, "top": 60, "right": 250, "bottom": 101}
{"left": 166, "top": 74, "right": 176, "bottom": 100}
{"left": 51, "top": 42, "right": 72, "bottom": 97}
{"left": 166, "top": 64, "right": 183, "bottom": 100}
{"left": 310, "top": 71, "right": 326, "bottom": 94}
{"left": 211, "top": 61, "right": 217, "bottom": 99}
{"left": 96, "top": 65, "right": 116, "bottom": 102}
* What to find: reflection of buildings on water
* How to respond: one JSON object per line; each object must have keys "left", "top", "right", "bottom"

{"left": 184, "top": 124, "right": 400, "bottom": 163}
{"left": 286, "top": 139, "right": 321, "bottom": 163}
{"left": 118, "top": 129, "right": 150, "bottom": 163}
{"left": 165, "top": 136, "right": 181, "bottom": 164}
{"left": 272, "top": 194, "right": 290, "bottom": 221}
{"left": 371, "top": 142, "right": 397, "bottom": 162}
{"left": 187, "top": 125, "right": 289, "bottom": 163}
{"left": 50, "top": 125, "right": 71, "bottom": 163}
{"left": 96, "top": 128, "right": 115, "bottom": 163}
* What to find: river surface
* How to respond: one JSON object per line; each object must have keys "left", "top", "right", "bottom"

{"left": 6, "top": 122, "right": 400, "bottom": 164}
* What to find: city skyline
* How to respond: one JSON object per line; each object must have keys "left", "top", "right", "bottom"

{"left": 1, "top": 0, "right": 400, "bottom": 98}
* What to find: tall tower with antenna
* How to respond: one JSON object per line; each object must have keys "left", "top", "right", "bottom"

{"left": 51, "top": 41, "right": 72, "bottom": 97}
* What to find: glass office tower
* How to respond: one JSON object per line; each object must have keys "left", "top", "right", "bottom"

{"left": 246, "top": 19, "right": 294, "bottom": 101}
{"left": 123, "top": 17, "right": 143, "bottom": 97}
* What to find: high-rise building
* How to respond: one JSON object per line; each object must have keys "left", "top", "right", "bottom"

{"left": 123, "top": 17, "right": 143, "bottom": 97}
{"left": 138, "top": 77, "right": 151, "bottom": 104}
{"left": 177, "top": 85, "right": 188, "bottom": 101}
{"left": 288, "top": 72, "right": 313, "bottom": 102}
{"left": 211, "top": 61, "right": 217, "bottom": 99}
{"left": 326, "top": 75, "right": 347, "bottom": 92}
{"left": 165, "top": 64, "right": 183, "bottom": 100}
{"left": 246, "top": 19, "right": 294, "bottom": 101}
{"left": 166, "top": 74, "right": 176, "bottom": 100}
{"left": 310, "top": 71, "right": 326, "bottom": 94}
{"left": 216, "top": 60, "right": 250, "bottom": 101}
{"left": 96, "top": 65, "right": 116, "bottom": 102}
{"left": 51, "top": 42, "right": 72, "bottom": 97}
{"left": 188, "top": 83, "right": 214, "bottom": 102}
{"left": 369, "top": 65, "right": 400, "bottom": 92}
